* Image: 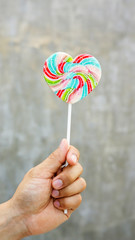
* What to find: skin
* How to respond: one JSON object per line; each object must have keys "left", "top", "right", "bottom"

{"left": 0, "top": 139, "right": 86, "bottom": 239}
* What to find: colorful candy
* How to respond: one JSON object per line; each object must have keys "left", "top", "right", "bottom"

{"left": 43, "top": 52, "right": 101, "bottom": 104}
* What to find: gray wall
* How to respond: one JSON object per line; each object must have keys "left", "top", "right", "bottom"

{"left": 0, "top": 0, "right": 135, "bottom": 239}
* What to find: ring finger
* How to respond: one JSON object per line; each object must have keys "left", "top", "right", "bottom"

{"left": 52, "top": 177, "right": 86, "bottom": 198}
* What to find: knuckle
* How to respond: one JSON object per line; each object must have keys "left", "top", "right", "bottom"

{"left": 77, "top": 163, "right": 83, "bottom": 174}
{"left": 78, "top": 194, "right": 82, "bottom": 203}
{"left": 75, "top": 148, "right": 80, "bottom": 159}
{"left": 77, "top": 194, "right": 82, "bottom": 206}
{"left": 80, "top": 178, "right": 87, "bottom": 190}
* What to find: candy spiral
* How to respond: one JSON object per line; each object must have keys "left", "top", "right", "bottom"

{"left": 43, "top": 52, "right": 101, "bottom": 104}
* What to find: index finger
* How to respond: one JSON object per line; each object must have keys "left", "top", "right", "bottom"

{"left": 66, "top": 145, "right": 80, "bottom": 165}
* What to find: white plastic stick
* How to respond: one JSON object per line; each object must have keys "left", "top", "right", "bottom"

{"left": 67, "top": 103, "right": 72, "bottom": 146}
{"left": 64, "top": 103, "right": 72, "bottom": 214}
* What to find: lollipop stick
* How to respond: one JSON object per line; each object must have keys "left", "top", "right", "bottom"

{"left": 66, "top": 103, "right": 72, "bottom": 166}
{"left": 67, "top": 103, "right": 72, "bottom": 147}
{"left": 64, "top": 103, "right": 72, "bottom": 214}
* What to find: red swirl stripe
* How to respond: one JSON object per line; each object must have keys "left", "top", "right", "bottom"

{"left": 43, "top": 61, "right": 59, "bottom": 79}
{"left": 73, "top": 75, "right": 84, "bottom": 90}
{"left": 57, "top": 89, "right": 65, "bottom": 98}
{"left": 73, "top": 54, "right": 92, "bottom": 63}
{"left": 58, "top": 61, "right": 66, "bottom": 74}
{"left": 87, "top": 80, "right": 93, "bottom": 94}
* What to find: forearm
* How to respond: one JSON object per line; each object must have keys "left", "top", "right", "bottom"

{"left": 0, "top": 200, "right": 28, "bottom": 240}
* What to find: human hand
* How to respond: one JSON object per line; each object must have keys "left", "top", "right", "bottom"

{"left": 9, "top": 139, "right": 86, "bottom": 238}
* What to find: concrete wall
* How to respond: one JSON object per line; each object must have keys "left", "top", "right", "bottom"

{"left": 0, "top": 0, "right": 135, "bottom": 239}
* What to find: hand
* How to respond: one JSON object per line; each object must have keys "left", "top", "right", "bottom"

{"left": 9, "top": 139, "right": 86, "bottom": 238}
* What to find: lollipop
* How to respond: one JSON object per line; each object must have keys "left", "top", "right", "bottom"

{"left": 43, "top": 52, "right": 101, "bottom": 104}
{"left": 43, "top": 52, "right": 102, "bottom": 213}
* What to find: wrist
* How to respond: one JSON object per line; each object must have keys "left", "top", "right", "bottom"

{"left": 0, "top": 199, "right": 29, "bottom": 240}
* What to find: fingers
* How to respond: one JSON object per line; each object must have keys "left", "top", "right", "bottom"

{"left": 53, "top": 194, "right": 82, "bottom": 211}
{"left": 52, "top": 177, "right": 86, "bottom": 198}
{"left": 52, "top": 163, "right": 83, "bottom": 189}
{"left": 52, "top": 160, "right": 86, "bottom": 212}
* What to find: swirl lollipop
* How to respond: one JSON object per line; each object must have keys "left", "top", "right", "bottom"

{"left": 43, "top": 52, "right": 101, "bottom": 104}
{"left": 43, "top": 52, "right": 101, "bottom": 213}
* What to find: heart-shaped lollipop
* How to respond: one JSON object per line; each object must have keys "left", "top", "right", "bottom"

{"left": 43, "top": 52, "right": 101, "bottom": 104}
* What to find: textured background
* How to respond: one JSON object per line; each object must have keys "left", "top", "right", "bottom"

{"left": 0, "top": 0, "right": 135, "bottom": 239}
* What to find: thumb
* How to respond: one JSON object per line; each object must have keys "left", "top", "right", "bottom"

{"left": 35, "top": 139, "right": 69, "bottom": 178}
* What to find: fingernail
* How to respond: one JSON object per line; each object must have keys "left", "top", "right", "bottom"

{"left": 53, "top": 179, "right": 63, "bottom": 189}
{"left": 54, "top": 200, "right": 60, "bottom": 208}
{"left": 52, "top": 190, "right": 59, "bottom": 197}
{"left": 71, "top": 154, "right": 77, "bottom": 164}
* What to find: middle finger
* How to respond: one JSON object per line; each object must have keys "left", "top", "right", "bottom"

{"left": 52, "top": 163, "right": 83, "bottom": 190}
{"left": 52, "top": 177, "right": 86, "bottom": 198}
